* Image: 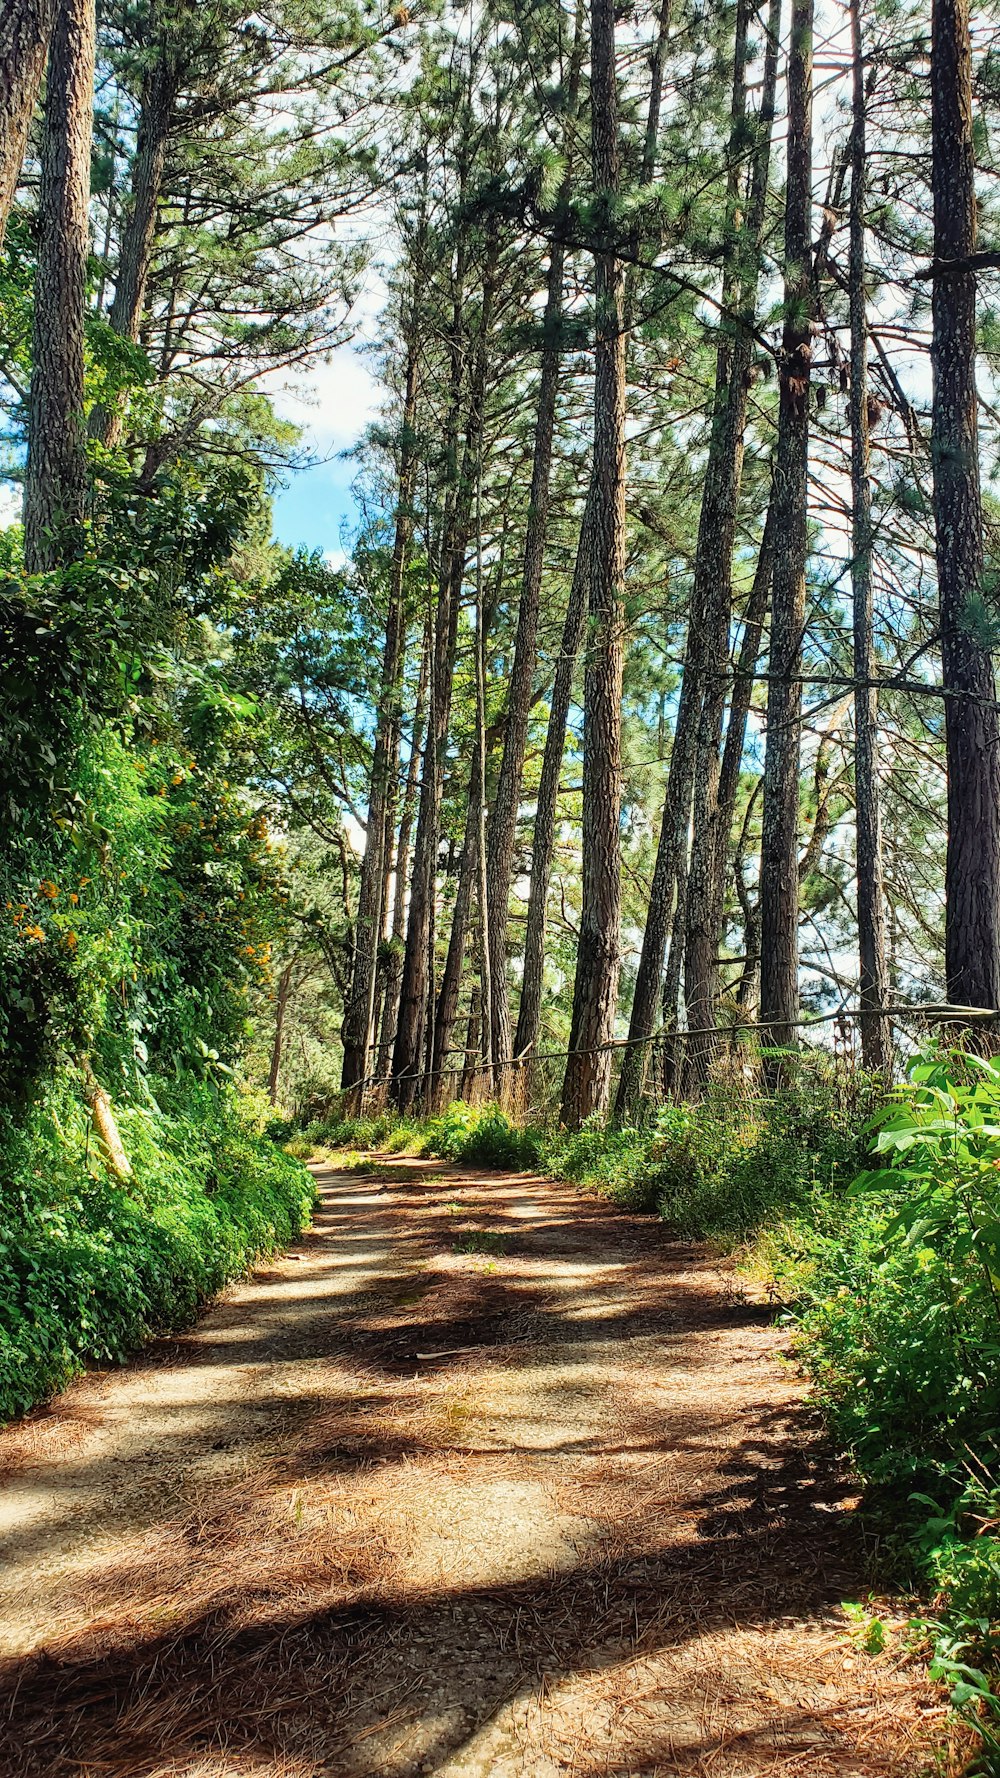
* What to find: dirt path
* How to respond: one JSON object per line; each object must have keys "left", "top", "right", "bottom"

{"left": 0, "top": 1156, "right": 953, "bottom": 1777}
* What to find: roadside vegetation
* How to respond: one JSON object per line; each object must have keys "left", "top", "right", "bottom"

{"left": 1, "top": 1086, "right": 313, "bottom": 1424}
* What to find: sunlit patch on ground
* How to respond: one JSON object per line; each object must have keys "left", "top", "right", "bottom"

{"left": 0, "top": 1156, "right": 959, "bottom": 1775}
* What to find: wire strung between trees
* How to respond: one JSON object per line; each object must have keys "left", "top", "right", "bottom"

{"left": 343, "top": 1000, "right": 998, "bottom": 1100}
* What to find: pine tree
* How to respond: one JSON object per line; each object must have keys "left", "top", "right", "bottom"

{"left": 23, "top": 0, "right": 95, "bottom": 571}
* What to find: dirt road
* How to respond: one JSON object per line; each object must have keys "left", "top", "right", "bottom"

{"left": 0, "top": 1156, "right": 952, "bottom": 1775}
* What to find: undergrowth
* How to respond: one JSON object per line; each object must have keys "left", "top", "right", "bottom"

{"left": 0, "top": 1081, "right": 313, "bottom": 1422}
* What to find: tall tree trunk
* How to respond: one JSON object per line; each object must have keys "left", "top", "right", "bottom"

{"left": 268, "top": 962, "right": 293, "bottom": 1106}
{"left": 670, "top": 495, "right": 774, "bottom": 1071}
{"left": 758, "top": 0, "right": 813, "bottom": 1056}
{"left": 431, "top": 546, "right": 496, "bottom": 1105}
{"left": 341, "top": 340, "right": 419, "bottom": 1092}
{"left": 0, "top": 0, "right": 55, "bottom": 248}
{"left": 460, "top": 983, "right": 482, "bottom": 1100}
{"left": 639, "top": 0, "right": 672, "bottom": 187}
{"left": 561, "top": 0, "right": 627, "bottom": 1128}
{"left": 930, "top": 0, "right": 1000, "bottom": 1009}
{"left": 589, "top": 0, "right": 680, "bottom": 1121}
{"left": 391, "top": 555, "right": 456, "bottom": 1108}
{"left": 659, "top": 872, "right": 689, "bottom": 1093}
{"left": 430, "top": 765, "right": 479, "bottom": 1105}
{"left": 849, "top": 0, "right": 890, "bottom": 1069}
{"left": 614, "top": 630, "right": 701, "bottom": 1119}
{"left": 713, "top": 494, "right": 775, "bottom": 889}
{"left": 513, "top": 495, "right": 591, "bottom": 1066}
{"left": 376, "top": 627, "right": 429, "bottom": 1078}
{"left": 682, "top": 0, "right": 781, "bottom": 1083}
{"left": 389, "top": 245, "right": 468, "bottom": 1110}
{"left": 108, "top": 58, "right": 176, "bottom": 343}
{"left": 23, "top": 0, "right": 95, "bottom": 573}
{"left": 473, "top": 505, "right": 494, "bottom": 1089}
{"left": 391, "top": 248, "right": 497, "bottom": 1108}
{"left": 485, "top": 5, "right": 585, "bottom": 1072}
{"left": 90, "top": 27, "right": 179, "bottom": 446}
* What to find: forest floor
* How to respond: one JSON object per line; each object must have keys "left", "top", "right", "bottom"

{"left": 0, "top": 1155, "right": 966, "bottom": 1777}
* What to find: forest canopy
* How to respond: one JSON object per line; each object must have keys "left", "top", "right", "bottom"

{"left": 3, "top": 0, "right": 999, "bottom": 1131}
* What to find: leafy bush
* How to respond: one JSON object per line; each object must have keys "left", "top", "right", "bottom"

{"left": 652, "top": 1078, "right": 873, "bottom": 1240}
{"left": 750, "top": 1049, "right": 1000, "bottom": 1737}
{"left": 543, "top": 1117, "right": 660, "bottom": 1210}
{"left": 285, "top": 1107, "right": 424, "bottom": 1158}
{"left": 424, "top": 1101, "right": 543, "bottom": 1169}
{"left": 777, "top": 1054, "right": 1000, "bottom": 1493}
{"left": 0, "top": 1081, "right": 314, "bottom": 1423}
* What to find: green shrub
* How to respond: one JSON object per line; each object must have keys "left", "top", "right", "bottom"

{"left": 0, "top": 1080, "right": 314, "bottom": 1423}
{"left": 424, "top": 1101, "right": 543, "bottom": 1169}
{"left": 748, "top": 1048, "right": 1000, "bottom": 1737}
{"left": 774, "top": 1055, "right": 1000, "bottom": 1494}
{"left": 543, "top": 1118, "right": 660, "bottom": 1210}
{"left": 652, "top": 1079, "right": 872, "bottom": 1240}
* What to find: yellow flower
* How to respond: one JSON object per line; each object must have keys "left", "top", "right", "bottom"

{"left": 62, "top": 930, "right": 78, "bottom": 953}
{"left": 23, "top": 925, "right": 45, "bottom": 943}
{"left": 38, "top": 880, "right": 59, "bottom": 899}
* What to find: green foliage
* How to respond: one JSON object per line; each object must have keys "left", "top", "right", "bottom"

{"left": 751, "top": 1049, "right": 1000, "bottom": 1745}
{"left": 423, "top": 1101, "right": 544, "bottom": 1170}
{"left": 453, "top": 1229, "right": 508, "bottom": 1255}
{"left": 652, "top": 1078, "right": 874, "bottom": 1240}
{"left": 0, "top": 1082, "right": 313, "bottom": 1423}
{"left": 773, "top": 1054, "right": 1000, "bottom": 1493}
{"left": 543, "top": 1117, "right": 661, "bottom": 1210}
{"left": 285, "top": 1106, "right": 424, "bottom": 1158}
{"left": 537, "top": 1070, "right": 872, "bottom": 1232}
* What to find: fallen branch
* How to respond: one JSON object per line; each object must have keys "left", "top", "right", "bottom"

{"left": 79, "top": 1057, "right": 133, "bottom": 1180}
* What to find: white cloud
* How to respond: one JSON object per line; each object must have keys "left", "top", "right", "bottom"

{"left": 266, "top": 265, "right": 389, "bottom": 462}
{"left": 272, "top": 343, "right": 384, "bottom": 459}
{"left": 0, "top": 483, "right": 22, "bottom": 528}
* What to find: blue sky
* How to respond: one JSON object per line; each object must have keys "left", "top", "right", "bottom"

{"left": 268, "top": 291, "right": 383, "bottom": 562}
{"left": 271, "top": 456, "right": 360, "bottom": 560}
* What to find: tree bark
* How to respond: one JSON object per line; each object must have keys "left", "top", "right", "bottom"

{"left": 375, "top": 625, "right": 429, "bottom": 1079}
{"left": 512, "top": 493, "right": 591, "bottom": 1067}
{"left": 614, "top": 626, "right": 701, "bottom": 1118}
{"left": 485, "top": 4, "right": 585, "bottom": 1072}
{"left": 473, "top": 502, "right": 494, "bottom": 1089}
{"left": 460, "top": 983, "right": 482, "bottom": 1100}
{"left": 23, "top": 0, "right": 95, "bottom": 573}
{"left": 341, "top": 339, "right": 418, "bottom": 1092}
{"left": 0, "top": 0, "right": 55, "bottom": 248}
{"left": 930, "top": 0, "right": 1000, "bottom": 1009}
{"left": 430, "top": 763, "right": 479, "bottom": 1106}
{"left": 758, "top": 0, "right": 813, "bottom": 1056}
{"left": 682, "top": 0, "right": 780, "bottom": 1083}
{"left": 90, "top": 20, "right": 180, "bottom": 447}
{"left": 713, "top": 494, "right": 775, "bottom": 892}
{"left": 391, "top": 243, "right": 497, "bottom": 1108}
{"left": 108, "top": 56, "right": 176, "bottom": 343}
{"left": 561, "top": 0, "right": 627, "bottom": 1128}
{"left": 389, "top": 245, "right": 469, "bottom": 1110}
{"left": 849, "top": 0, "right": 890, "bottom": 1070}
{"left": 614, "top": 0, "right": 777, "bottom": 1119}
{"left": 268, "top": 962, "right": 293, "bottom": 1106}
